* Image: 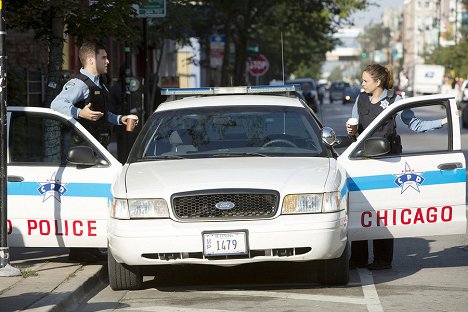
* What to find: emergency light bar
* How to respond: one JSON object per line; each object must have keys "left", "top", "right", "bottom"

{"left": 161, "top": 85, "right": 298, "bottom": 96}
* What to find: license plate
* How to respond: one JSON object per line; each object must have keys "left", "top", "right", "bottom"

{"left": 203, "top": 231, "right": 248, "bottom": 256}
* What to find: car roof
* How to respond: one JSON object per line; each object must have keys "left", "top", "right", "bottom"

{"left": 156, "top": 94, "right": 304, "bottom": 112}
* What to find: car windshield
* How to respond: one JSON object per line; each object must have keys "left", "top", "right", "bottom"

{"left": 128, "top": 105, "right": 327, "bottom": 162}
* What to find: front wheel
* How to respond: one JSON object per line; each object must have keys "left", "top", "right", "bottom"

{"left": 108, "top": 248, "right": 143, "bottom": 290}
{"left": 317, "top": 242, "right": 349, "bottom": 286}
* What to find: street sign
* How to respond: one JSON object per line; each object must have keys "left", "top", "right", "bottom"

{"left": 248, "top": 54, "right": 269, "bottom": 77}
{"left": 135, "top": 0, "right": 166, "bottom": 18}
{"left": 210, "top": 35, "right": 225, "bottom": 67}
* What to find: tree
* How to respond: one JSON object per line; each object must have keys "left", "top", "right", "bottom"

{"left": 5, "top": 0, "right": 140, "bottom": 107}
{"left": 357, "top": 22, "right": 391, "bottom": 64}
{"left": 175, "top": 0, "right": 369, "bottom": 85}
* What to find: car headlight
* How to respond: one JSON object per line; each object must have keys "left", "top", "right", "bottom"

{"left": 111, "top": 198, "right": 169, "bottom": 219}
{"left": 282, "top": 192, "right": 341, "bottom": 214}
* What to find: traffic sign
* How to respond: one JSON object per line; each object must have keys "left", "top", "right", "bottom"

{"left": 248, "top": 54, "right": 269, "bottom": 77}
{"left": 135, "top": 0, "right": 166, "bottom": 18}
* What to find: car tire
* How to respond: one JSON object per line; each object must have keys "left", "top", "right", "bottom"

{"left": 317, "top": 241, "right": 349, "bottom": 286}
{"left": 108, "top": 248, "right": 143, "bottom": 290}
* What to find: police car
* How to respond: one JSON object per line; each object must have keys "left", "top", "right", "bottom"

{"left": 4, "top": 87, "right": 466, "bottom": 291}
{"left": 107, "top": 86, "right": 466, "bottom": 290}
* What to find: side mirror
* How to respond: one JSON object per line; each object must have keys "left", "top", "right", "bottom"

{"left": 321, "top": 127, "right": 337, "bottom": 145}
{"left": 67, "top": 146, "right": 100, "bottom": 166}
{"left": 333, "top": 135, "right": 356, "bottom": 148}
{"left": 361, "top": 137, "right": 390, "bottom": 157}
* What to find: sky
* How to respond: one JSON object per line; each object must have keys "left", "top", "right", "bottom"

{"left": 350, "top": 0, "right": 405, "bottom": 27}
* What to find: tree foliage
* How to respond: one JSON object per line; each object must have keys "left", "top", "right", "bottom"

{"left": 5, "top": 0, "right": 370, "bottom": 95}
{"left": 423, "top": 1, "right": 468, "bottom": 79}
{"left": 163, "top": 0, "right": 369, "bottom": 84}
{"left": 357, "top": 23, "right": 391, "bottom": 55}
{"left": 5, "top": 0, "right": 141, "bottom": 106}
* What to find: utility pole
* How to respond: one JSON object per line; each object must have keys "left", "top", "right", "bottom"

{"left": 0, "top": 0, "right": 21, "bottom": 277}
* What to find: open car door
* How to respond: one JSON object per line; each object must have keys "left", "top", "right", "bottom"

{"left": 7, "top": 107, "right": 122, "bottom": 247}
{"left": 338, "top": 94, "right": 466, "bottom": 241}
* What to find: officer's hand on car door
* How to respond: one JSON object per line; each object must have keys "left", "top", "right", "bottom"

{"left": 79, "top": 103, "right": 104, "bottom": 121}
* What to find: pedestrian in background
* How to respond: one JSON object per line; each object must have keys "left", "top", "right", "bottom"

{"left": 347, "top": 64, "right": 448, "bottom": 270}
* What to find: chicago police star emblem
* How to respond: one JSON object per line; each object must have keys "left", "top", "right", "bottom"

{"left": 394, "top": 162, "right": 425, "bottom": 193}
{"left": 380, "top": 99, "right": 389, "bottom": 109}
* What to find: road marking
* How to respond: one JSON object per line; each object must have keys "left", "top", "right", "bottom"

{"left": 358, "top": 269, "right": 384, "bottom": 312}
{"left": 200, "top": 290, "right": 367, "bottom": 305}
{"left": 124, "top": 307, "right": 240, "bottom": 312}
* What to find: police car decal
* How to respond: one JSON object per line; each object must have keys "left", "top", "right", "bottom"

{"left": 347, "top": 168, "right": 465, "bottom": 192}
{"left": 394, "top": 162, "right": 425, "bottom": 193}
{"left": 9, "top": 181, "right": 111, "bottom": 198}
{"left": 37, "top": 172, "right": 68, "bottom": 202}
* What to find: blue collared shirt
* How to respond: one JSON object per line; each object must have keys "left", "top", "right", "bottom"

{"left": 351, "top": 89, "right": 443, "bottom": 133}
{"left": 51, "top": 68, "right": 121, "bottom": 125}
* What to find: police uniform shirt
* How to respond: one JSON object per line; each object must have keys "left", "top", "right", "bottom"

{"left": 350, "top": 89, "right": 444, "bottom": 133}
{"left": 51, "top": 68, "right": 121, "bottom": 125}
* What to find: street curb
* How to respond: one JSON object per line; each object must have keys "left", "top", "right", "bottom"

{"left": 27, "top": 263, "right": 107, "bottom": 312}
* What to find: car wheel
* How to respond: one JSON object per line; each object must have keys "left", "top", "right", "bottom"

{"left": 317, "top": 241, "right": 349, "bottom": 286}
{"left": 108, "top": 248, "right": 143, "bottom": 290}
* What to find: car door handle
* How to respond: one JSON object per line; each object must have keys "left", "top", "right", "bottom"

{"left": 437, "top": 162, "right": 463, "bottom": 171}
{"left": 7, "top": 175, "right": 24, "bottom": 182}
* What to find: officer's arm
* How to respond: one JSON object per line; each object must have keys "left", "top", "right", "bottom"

{"left": 50, "top": 79, "right": 87, "bottom": 119}
{"left": 106, "top": 111, "right": 121, "bottom": 125}
{"left": 399, "top": 109, "right": 444, "bottom": 133}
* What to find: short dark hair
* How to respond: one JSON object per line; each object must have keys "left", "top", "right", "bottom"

{"left": 78, "top": 41, "right": 107, "bottom": 66}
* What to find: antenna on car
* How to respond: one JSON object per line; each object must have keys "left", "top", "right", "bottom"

{"left": 281, "top": 32, "right": 285, "bottom": 84}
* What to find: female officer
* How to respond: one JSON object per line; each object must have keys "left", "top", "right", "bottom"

{"left": 346, "top": 64, "right": 448, "bottom": 270}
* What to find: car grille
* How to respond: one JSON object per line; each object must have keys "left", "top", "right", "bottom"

{"left": 172, "top": 189, "right": 279, "bottom": 221}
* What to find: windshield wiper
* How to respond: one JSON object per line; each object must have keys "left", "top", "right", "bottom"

{"left": 144, "top": 155, "right": 186, "bottom": 160}
{"left": 211, "top": 152, "right": 268, "bottom": 157}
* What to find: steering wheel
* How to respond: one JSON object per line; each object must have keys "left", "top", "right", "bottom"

{"left": 262, "top": 139, "right": 298, "bottom": 148}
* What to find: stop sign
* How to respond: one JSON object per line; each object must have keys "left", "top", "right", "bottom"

{"left": 248, "top": 54, "right": 269, "bottom": 76}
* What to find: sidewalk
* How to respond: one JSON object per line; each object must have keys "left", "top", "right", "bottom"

{"left": 0, "top": 247, "right": 106, "bottom": 312}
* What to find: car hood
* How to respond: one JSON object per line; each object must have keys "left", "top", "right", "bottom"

{"left": 121, "top": 157, "right": 332, "bottom": 198}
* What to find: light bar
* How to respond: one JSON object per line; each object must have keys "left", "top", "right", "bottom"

{"left": 161, "top": 85, "right": 298, "bottom": 96}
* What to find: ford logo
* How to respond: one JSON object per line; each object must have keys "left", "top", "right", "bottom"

{"left": 215, "top": 201, "right": 236, "bottom": 210}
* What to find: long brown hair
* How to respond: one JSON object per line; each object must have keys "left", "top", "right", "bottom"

{"left": 364, "top": 64, "right": 394, "bottom": 89}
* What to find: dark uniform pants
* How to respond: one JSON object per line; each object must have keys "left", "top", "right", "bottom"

{"left": 350, "top": 238, "right": 394, "bottom": 264}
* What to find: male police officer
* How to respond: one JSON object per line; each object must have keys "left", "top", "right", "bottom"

{"left": 51, "top": 41, "right": 138, "bottom": 147}
{"left": 51, "top": 41, "right": 138, "bottom": 262}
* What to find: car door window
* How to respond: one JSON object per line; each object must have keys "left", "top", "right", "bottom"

{"left": 9, "top": 112, "right": 94, "bottom": 165}
{"left": 350, "top": 100, "right": 450, "bottom": 158}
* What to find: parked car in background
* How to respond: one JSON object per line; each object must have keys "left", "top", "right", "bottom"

{"left": 286, "top": 78, "right": 319, "bottom": 112}
{"left": 330, "top": 81, "right": 350, "bottom": 102}
{"left": 342, "top": 86, "right": 361, "bottom": 105}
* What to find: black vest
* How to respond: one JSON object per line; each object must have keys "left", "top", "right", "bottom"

{"left": 357, "top": 90, "right": 397, "bottom": 138}
{"left": 74, "top": 73, "right": 111, "bottom": 140}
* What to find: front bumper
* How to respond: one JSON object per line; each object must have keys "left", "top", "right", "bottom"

{"left": 108, "top": 211, "right": 347, "bottom": 266}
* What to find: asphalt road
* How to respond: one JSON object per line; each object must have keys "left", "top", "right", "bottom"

{"left": 74, "top": 96, "right": 468, "bottom": 312}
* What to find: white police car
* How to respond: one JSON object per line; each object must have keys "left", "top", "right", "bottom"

{"left": 107, "top": 86, "right": 466, "bottom": 290}
{"left": 4, "top": 87, "right": 465, "bottom": 290}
